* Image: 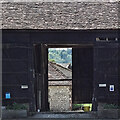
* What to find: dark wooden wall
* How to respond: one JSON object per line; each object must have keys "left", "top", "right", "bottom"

{"left": 94, "top": 42, "right": 119, "bottom": 104}
{"left": 118, "top": 43, "right": 120, "bottom": 106}
{"left": 2, "top": 34, "right": 30, "bottom": 104}
{"left": 2, "top": 29, "right": 120, "bottom": 111}
{"left": 72, "top": 47, "right": 93, "bottom": 104}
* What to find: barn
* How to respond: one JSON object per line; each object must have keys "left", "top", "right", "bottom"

{"left": 1, "top": 0, "right": 120, "bottom": 115}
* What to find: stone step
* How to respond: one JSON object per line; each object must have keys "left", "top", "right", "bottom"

{"left": 29, "top": 112, "right": 97, "bottom": 119}
{"left": 2, "top": 118, "right": 120, "bottom": 120}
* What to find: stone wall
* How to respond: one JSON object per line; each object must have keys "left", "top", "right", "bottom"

{"left": 2, "top": 2, "right": 119, "bottom": 29}
{"left": 48, "top": 85, "right": 72, "bottom": 112}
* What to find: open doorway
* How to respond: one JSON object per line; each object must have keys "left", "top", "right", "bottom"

{"left": 34, "top": 44, "right": 94, "bottom": 113}
{"left": 48, "top": 48, "right": 72, "bottom": 112}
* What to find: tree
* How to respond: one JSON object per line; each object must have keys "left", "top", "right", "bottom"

{"left": 48, "top": 48, "right": 72, "bottom": 63}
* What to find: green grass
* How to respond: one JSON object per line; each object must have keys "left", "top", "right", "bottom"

{"left": 72, "top": 103, "right": 92, "bottom": 111}
{"left": 104, "top": 104, "right": 120, "bottom": 109}
{"left": 6, "top": 103, "right": 28, "bottom": 110}
{"left": 72, "top": 104, "right": 83, "bottom": 110}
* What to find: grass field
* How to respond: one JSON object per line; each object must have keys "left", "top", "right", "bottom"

{"left": 72, "top": 103, "right": 92, "bottom": 111}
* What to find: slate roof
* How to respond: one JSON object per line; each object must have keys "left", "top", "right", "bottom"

{"left": 48, "top": 61, "right": 72, "bottom": 86}
{"left": 1, "top": 0, "right": 119, "bottom": 2}
{"left": 2, "top": 2, "right": 119, "bottom": 29}
{"left": 58, "top": 63, "right": 71, "bottom": 69}
{"left": 48, "top": 61, "right": 72, "bottom": 80}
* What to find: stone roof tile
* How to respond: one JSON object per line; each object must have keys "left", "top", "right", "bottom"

{"left": 2, "top": 2, "right": 119, "bottom": 29}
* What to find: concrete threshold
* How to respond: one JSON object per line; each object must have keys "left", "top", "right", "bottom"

{"left": 2, "top": 118, "right": 120, "bottom": 120}
{"left": 29, "top": 111, "right": 97, "bottom": 119}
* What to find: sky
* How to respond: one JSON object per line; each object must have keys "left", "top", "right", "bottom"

{"left": 49, "top": 48, "right": 72, "bottom": 50}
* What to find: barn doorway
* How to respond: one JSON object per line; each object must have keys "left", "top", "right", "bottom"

{"left": 48, "top": 47, "right": 72, "bottom": 112}
{"left": 34, "top": 44, "right": 94, "bottom": 112}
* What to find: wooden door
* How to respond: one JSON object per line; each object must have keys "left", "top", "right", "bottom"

{"left": 72, "top": 46, "right": 93, "bottom": 104}
{"left": 34, "top": 44, "right": 48, "bottom": 111}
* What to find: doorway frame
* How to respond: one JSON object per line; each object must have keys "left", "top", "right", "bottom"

{"left": 34, "top": 43, "right": 94, "bottom": 112}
